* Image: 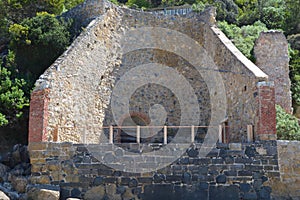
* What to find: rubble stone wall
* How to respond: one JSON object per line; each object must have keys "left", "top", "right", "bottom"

{"left": 30, "top": 0, "right": 274, "bottom": 144}
{"left": 254, "top": 31, "right": 292, "bottom": 114}
{"left": 268, "top": 140, "right": 300, "bottom": 199}
{"left": 29, "top": 141, "right": 280, "bottom": 200}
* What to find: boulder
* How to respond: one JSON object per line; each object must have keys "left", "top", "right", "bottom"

{"left": 84, "top": 186, "right": 105, "bottom": 200}
{"left": 0, "top": 164, "right": 9, "bottom": 182}
{"left": 27, "top": 185, "right": 60, "bottom": 200}
{"left": 0, "top": 153, "right": 12, "bottom": 168}
{"left": 0, "top": 186, "right": 19, "bottom": 200}
{"left": 0, "top": 190, "right": 10, "bottom": 200}
{"left": 0, "top": 145, "right": 30, "bottom": 169}
{"left": 11, "top": 176, "right": 28, "bottom": 193}
{"left": 19, "top": 146, "right": 30, "bottom": 163}
{"left": 11, "top": 145, "right": 22, "bottom": 165}
{"left": 66, "top": 198, "right": 81, "bottom": 200}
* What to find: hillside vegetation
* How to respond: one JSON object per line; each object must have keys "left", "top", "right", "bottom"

{"left": 0, "top": 0, "right": 299, "bottom": 141}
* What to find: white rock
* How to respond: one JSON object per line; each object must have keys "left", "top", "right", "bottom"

{"left": 0, "top": 190, "right": 10, "bottom": 200}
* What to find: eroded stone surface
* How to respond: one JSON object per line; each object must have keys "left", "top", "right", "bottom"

{"left": 29, "top": 0, "right": 273, "bottom": 144}
{"left": 267, "top": 140, "right": 300, "bottom": 199}
{"left": 254, "top": 31, "right": 292, "bottom": 114}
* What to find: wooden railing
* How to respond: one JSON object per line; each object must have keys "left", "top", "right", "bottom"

{"left": 58, "top": 125, "right": 254, "bottom": 144}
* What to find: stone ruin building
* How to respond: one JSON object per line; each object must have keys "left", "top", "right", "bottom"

{"left": 27, "top": 0, "right": 294, "bottom": 199}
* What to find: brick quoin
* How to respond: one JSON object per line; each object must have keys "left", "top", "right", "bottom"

{"left": 256, "top": 82, "right": 276, "bottom": 140}
{"left": 28, "top": 88, "right": 50, "bottom": 142}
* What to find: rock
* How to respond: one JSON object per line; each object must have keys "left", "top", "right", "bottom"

{"left": 84, "top": 186, "right": 105, "bottom": 200}
{"left": 0, "top": 145, "right": 29, "bottom": 169}
{"left": 106, "top": 184, "right": 121, "bottom": 200}
{"left": 153, "top": 174, "right": 165, "bottom": 183}
{"left": 128, "top": 178, "right": 138, "bottom": 188}
{"left": 182, "top": 172, "right": 192, "bottom": 184}
{"left": 92, "top": 177, "right": 104, "bottom": 186}
{"left": 0, "top": 190, "right": 10, "bottom": 200}
{"left": 216, "top": 174, "right": 227, "bottom": 184}
{"left": 187, "top": 147, "right": 199, "bottom": 157}
{"left": 0, "top": 164, "right": 9, "bottom": 176}
{"left": 116, "top": 186, "right": 126, "bottom": 195}
{"left": 11, "top": 176, "right": 28, "bottom": 193}
{"left": 19, "top": 146, "right": 30, "bottom": 163}
{"left": 1, "top": 183, "right": 13, "bottom": 192}
{"left": 229, "top": 143, "right": 242, "bottom": 150}
{"left": 0, "top": 164, "right": 9, "bottom": 182}
{"left": 0, "top": 153, "right": 12, "bottom": 168}
{"left": 121, "top": 188, "right": 134, "bottom": 199}
{"left": 9, "top": 164, "right": 25, "bottom": 176}
{"left": 66, "top": 198, "right": 81, "bottom": 200}
{"left": 70, "top": 188, "right": 81, "bottom": 198}
{"left": 18, "top": 193, "right": 28, "bottom": 200}
{"left": 20, "top": 163, "right": 31, "bottom": 176}
{"left": 0, "top": 185, "right": 19, "bottom": 200}
{"left": 27, "top": 185, "right": 60, "bottom": 200}
{"left": 11, "top": 145, "right": 22, "bottom": 165}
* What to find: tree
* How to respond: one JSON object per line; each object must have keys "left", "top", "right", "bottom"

{"left": 192, "top": 0, "right": 238, "bottom": 23}
{"left": 214, "top": 0, "right": 238, "bottom": 23}
{"left": 289, "top": 48, "right": 300, "bottom": 106}
{"left": 260, "top": 0, "right": 287, "bottom": 30}
{"left": 0, "top": 51, "right": 29, "bottom": 127}
{"left": 9, "top": 12, "right": 71, "bottom": 79}
{"left": 126, "top": 0, "right": 150, "bottom": 8}
{"left": 234, "top": 0, "right": 260, "bottom": 26}
{"left": 284, "top": 0, "right": 300, "bottom": 34}
{"left": 218, "top": 20, "right": 267, "bottom": 59}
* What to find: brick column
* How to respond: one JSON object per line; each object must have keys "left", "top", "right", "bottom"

{"left": 256, "top": 82, "right": 276, "bottom": 140}
{"left": 28, "top": 88, "right": 50, "bottom": 142}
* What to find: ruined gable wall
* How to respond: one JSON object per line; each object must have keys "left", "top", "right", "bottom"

{"left": 33, "top": 3, "right": 123, "bottom": 143}
{"left": 31, "top": 1, "right": 271, "bottom": 144}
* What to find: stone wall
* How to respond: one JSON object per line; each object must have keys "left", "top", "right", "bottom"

{"left": 268, "top": 140, "right": 300, "bottom": 199}
{"left": 29, "top": 0, "right": 276, "bottom": 144}
{"left": 61, "top": 0, "right": 106, "bottom": 37}
{"left": 254, "top": 31, "right": 292, "bottom": 114}
{"left": 28, "top": 141, "right": 280, "bottom": 200}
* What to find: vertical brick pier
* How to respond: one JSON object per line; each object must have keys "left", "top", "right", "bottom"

{"left": 28, "top": 88, "right": 50, "bottom": 142}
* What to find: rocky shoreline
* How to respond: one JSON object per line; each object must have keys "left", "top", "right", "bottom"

{"left": 0, "top": 144, "right": 30, "bottom": 199}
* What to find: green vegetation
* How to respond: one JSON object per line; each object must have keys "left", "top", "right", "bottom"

{"left": 126, "top": 0, "right": 150, "bottom": 9}
{"left": 0, "top": 0, "right": 79, "bottom": 133}
{"left": 9, "top": 12, "right": 71, "bottom": 78}
{"left": 276, "top": 105, "right": 300, "bottom": 140}
{"left": 218, "top": 20, "right": 267, "bottom": 59}
{"left": 290, "top": 49, "right": 300, "bottom": 105}
{"left": 0, "top": 50, "right": 29, "bottom": 127}
{"left": 0, "top": 0, "right": 300, "bottom": 141}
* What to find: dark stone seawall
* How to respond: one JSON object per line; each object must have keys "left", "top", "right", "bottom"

{"left": 29, "top": 141, "right": 279, "bottom": 200}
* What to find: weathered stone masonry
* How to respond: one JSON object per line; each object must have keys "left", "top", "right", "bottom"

{"left": 29, "top": 0, "right": 277, "bottom": 143}
{"left": 254, "top": 31, "right": 292, "bottom": 114}
{"left": 26, "top": 0, "right": 296, "bottom": 199}
{"left": 29, "top": 141, "right": 280, "bottom": 200}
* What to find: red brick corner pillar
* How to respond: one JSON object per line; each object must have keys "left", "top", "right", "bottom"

{"left": 28, "top": 88, "right": 50, "bottom": 142}
{"left": 256, "top": 81, "right": 277, "bottom": 140}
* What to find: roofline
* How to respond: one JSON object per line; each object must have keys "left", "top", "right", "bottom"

{"left": 211, "top": 26, "right": 268, "bottom": 80}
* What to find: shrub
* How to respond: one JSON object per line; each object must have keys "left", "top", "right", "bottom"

{"left": 0, "top": 55, "right": 29, "bottom": 127}
{"left": 276, "top": 105, "right": 300, "bottom": 140}
{"left": 218, "top": 20, "right": 268, "bottom": 59}
{"left": 9, "top": 12, "right": 71, "bottom": 78}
